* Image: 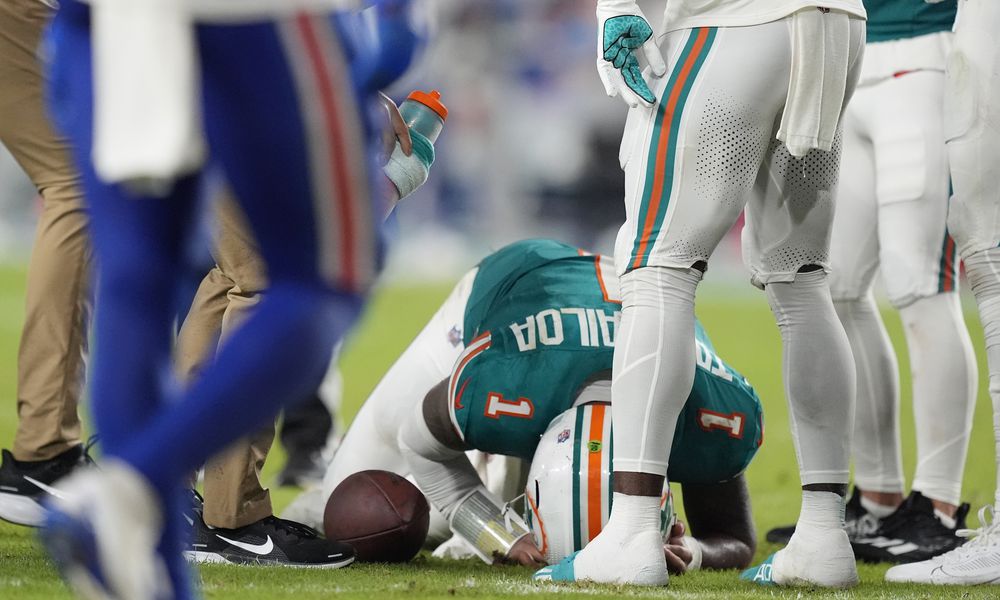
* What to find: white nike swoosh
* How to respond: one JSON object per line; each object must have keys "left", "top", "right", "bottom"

{"left": 216, "top": 534, "right": 274, "bottom": 555}
{"left": 23, "top": 476, "right": 68, "bottom": 500}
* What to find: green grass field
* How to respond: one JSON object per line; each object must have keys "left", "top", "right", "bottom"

{"left": 0, "top": 265, "right": 997, "bottom": 598}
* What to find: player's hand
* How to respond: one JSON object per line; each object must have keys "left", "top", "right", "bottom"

{"left": 498, "top": 535, "right": 546, "bottom": 567}
{"left": 664, "top": 521, "right": 694, "bottom": 574}
{"left": 379, "top": 92, "right": 413, "bottom": 160}
{"left": 596, "top": 0, "right": 666, "bottom": 108}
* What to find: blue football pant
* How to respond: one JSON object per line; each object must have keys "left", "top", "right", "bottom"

{"left": 47, "top": 2, "right": 381, "bottom": 593}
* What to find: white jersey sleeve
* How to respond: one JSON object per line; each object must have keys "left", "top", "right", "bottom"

{"left": 661, "top": 0, "right": 866, "bottom": 34}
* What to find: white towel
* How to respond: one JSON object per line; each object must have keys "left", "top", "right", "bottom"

{"left": 91, "top": 0, "right": 205, "bottom": 190}
{"left": 777, "top": 8, "right": 852, "bottom": 158}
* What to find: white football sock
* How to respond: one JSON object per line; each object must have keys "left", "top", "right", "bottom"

{"left": 606, "top": 493, "right": 661, "bottom": 531}
{"left": 834, "top": 295, "right": 904, "bottom": 495}
{"left": 935, "top": 508, "right": 957, "bottom": 530}
{"left": 797, "top": 491, "right": 845, "bottom": 529}
{"left": 766, "top": 270, "right": 855, "bottom": 486}
{"left": 611, "top": 266, "right": 702, "bottom": 476}
{"left": 859, "top": 495, "right": 897, "bottom": 519}
{"left": 900, "top": 293, "right": 977, "bottom": 506}
{"left": 964, "top": 248, "right": 1000, "bottom": 510}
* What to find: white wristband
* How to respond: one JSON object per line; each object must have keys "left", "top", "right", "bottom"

{"left": 682, "top": 536, "right": 703, "bottom": 571}
{"left": 383, "top": 142, "right": 429, "bottom": 201}
{"left": 449, "top": 488, "right": 531, "bottom": 565}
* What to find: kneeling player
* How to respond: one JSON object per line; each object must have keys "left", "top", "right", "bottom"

{"left": 288, "top": 238, "right": 762, "bottom": 570}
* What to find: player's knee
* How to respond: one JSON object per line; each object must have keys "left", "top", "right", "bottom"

{"left": 621, "top": 265, "right": 703, "bottom": 307}
{"left": 796, "top": 264, "right": 823, "bottom": 274}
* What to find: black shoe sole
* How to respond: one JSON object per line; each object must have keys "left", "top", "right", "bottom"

{"left": 184, "top": 550, "right": 355, "bottom": 569}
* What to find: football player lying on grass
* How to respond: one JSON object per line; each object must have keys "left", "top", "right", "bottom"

{"left": 284, "top": 238, "right": 762, "bottom": 571}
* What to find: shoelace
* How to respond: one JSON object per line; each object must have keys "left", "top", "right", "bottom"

{"left": 266, "top": 516, "right": 321, "bottom": 540}
{"left": 948, "top": 506, "right": 1000, "bottom": 561}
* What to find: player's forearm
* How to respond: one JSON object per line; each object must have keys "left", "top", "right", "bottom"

{"left": 398, "top": 409, "right": 480, "bottom": 518}
{"left": 689, "top": 533, "right": 755, "bottom": 570}
{"left": 398, "top": 399, "right": 531, "bottom": 564}
{"left": 680, "top": 475, "right": 757, "bottom": 570}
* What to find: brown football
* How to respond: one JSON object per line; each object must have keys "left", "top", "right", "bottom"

{"left": 323, "top": 470, "right": 430, "bottom": 563}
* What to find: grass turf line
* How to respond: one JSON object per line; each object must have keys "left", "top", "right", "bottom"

{"left": 0, "top": 265, "right": 996, "bottom": 598}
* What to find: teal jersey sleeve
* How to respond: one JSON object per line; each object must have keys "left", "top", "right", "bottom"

{"left": 865, "top": 0, "right": 956, "bottom": 43}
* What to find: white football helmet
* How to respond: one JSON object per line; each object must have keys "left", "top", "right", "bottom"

{"left": 524, "top": 401, "right": 674, "bottom": 564}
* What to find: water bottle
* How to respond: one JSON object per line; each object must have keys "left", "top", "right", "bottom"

{"left": 398, "top": 90, "right": 447, "bottom": 144}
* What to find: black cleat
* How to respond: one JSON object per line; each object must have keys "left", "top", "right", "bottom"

{"left": 852, "top": 491, "right": 970, "bottom": 564}
{"left": 765, "top": 488, "right": 881, "bottom": 545}
{"left": 186, "top": 513, "right": 354, "bottom": 568}
{"left": 0, "top": 445, "right": 91, "bottom": 527}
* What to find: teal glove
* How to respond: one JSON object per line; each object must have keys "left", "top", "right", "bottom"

{"left": 597, "top": 0, "right": 666, "bottom": 107}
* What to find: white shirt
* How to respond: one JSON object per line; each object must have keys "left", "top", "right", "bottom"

{"left": 661, "top": 0, "right": 867, "bottom": 34}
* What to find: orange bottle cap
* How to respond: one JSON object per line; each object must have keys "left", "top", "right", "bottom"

{"left": 406, "top": 89, "right": 448, "bottom": 121}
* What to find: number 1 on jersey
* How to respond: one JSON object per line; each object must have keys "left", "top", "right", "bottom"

{"left": 484, "top": 392, "right": 535, "bottom": 420}
{"left": 697, "top": 409, "right": 745, "bottom": 439}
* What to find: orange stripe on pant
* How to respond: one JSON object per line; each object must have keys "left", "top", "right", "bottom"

{"left": 586, "top": 404, "right": 607, "bottom": 542}
{"left": 295, "top": 14, "right": 358, "bottom": 289}
{"left": 631, "top": 28, "right": 711, "bottom": 271}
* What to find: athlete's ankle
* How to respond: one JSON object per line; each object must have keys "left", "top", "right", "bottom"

{"left": 796, "top": 491, "right": 845, "bottom": 530}
{"left": 606, "top": 493, "right": 661, "bottom": 533}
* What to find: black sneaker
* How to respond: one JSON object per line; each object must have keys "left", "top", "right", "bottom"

{"left": 765, "top": 488, "right": 881, "bottom": 544}
{"left": 275, "top": 450, "right": 326, "bottom": 488}
{"left": 186, "top": 513, "right": 354, "bottom": 568}
{"left": 0, "top": 445, "right": 91, "bottom": 527}
{"left": 852, "top": 491, "right": 970, "bottom": 564}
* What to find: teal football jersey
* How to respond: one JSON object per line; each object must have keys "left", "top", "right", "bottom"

{"left": 449, "top": 239, "right": 763, "bottom": 484}
{"left": 866, "top": 0, "right": 956, "bottom": 43}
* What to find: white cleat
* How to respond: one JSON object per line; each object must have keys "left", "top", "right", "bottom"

{"left": 744, "top": 525, "right": 858, "bottom": 588}
{"left": 886, "top": 505, "right": 1000, "bottom": 585}
{"left": 39, "top": 460, "right": 168, "bottom": 600}
{"left": 534, "top": 528, "right": 667, "bottom": 586}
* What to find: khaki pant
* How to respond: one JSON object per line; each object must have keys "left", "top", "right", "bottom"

{"left": 0, "top": 0, "right": 90, "bottom": 462}
{"left": 176, "top": 194, "right": 275, "bottom": 529}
